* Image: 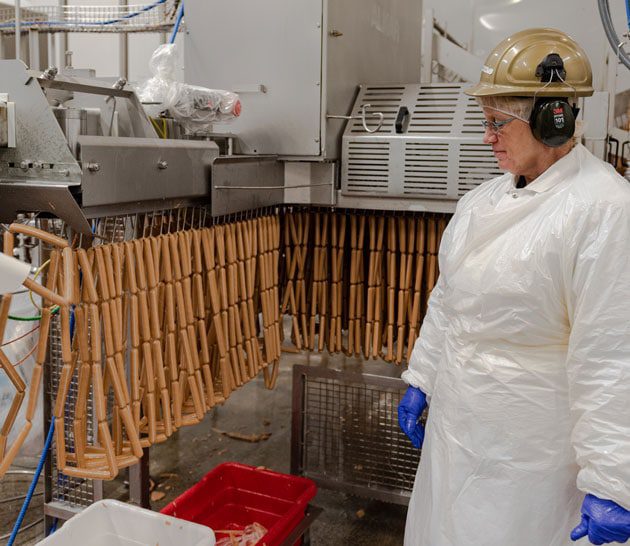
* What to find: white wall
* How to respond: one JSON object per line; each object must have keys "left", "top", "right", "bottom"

{"left": 423, "top": 0, "right": 627, "bottom": 92}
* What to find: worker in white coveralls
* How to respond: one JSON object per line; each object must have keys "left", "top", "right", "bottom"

{"left": 397, "top": 28, "right": 630, "bottom": 546}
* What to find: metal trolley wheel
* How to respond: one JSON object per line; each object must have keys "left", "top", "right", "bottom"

{"left": 598, "top": 0, "right": 630, "bottom": 70}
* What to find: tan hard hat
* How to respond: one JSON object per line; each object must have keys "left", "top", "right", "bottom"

{"left": 465, "top": 28, "right": 593, "bottom": 97}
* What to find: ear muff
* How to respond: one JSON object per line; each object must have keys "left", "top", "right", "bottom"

{"left": 529, "top": 98, "right": 578, "bottom": 148}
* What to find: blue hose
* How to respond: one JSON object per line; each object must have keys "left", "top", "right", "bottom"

{"left": 47, "top": 518, "right": 58, "bottom": 536}
{"left": 7, "top": 416, "right": 56, "bottom": 546}
{"left": 69, "top": 306, "right": 75, "bottom": 341}
{"left": 626, "top": 0, "right": 630, "bottom": 32}
{"left": 169, "top": 1, "right": 184, "bottom": 44}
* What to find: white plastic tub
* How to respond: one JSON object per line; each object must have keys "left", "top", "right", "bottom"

{"left": 36, "top": 499, "right": 215, "bottom": 546}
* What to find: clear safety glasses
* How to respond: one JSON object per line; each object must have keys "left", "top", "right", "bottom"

{"left": 481, "top": 117, "right": 517, "bottom": 134}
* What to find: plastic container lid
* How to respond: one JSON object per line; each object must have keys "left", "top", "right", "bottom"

{"left": 36, "top": 499, "right": 216, "bottom": 546}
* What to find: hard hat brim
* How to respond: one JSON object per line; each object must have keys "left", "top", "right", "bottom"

{"left": 464, "top": 81, "right": 593, "bottom": 98}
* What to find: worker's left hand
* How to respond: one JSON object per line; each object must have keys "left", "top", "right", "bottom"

{"left": 570, "top": 493, "right": 630, "bottom": 544}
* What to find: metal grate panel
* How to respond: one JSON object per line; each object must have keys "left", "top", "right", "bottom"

{"left": 292, "top": 365, "right": 420, "bottom": 505}
{"left": 48, "top": 315, "right": 96, "bottom": 508}
{"left": 42, "top": 217, "right": 96, "bottom": 511}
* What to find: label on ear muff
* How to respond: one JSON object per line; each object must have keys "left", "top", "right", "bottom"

{"left": 553, "top": 106, "right": 565, "bottom": 129}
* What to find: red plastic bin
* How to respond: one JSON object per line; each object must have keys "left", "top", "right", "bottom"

{"left": 161, "top": 462, "right": 317, "bottom": 545}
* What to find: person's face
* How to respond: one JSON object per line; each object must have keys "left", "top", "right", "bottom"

{"left": 482, "top": 108, "right": 545, "bottom": 178}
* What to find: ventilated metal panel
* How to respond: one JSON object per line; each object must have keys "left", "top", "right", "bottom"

{"left": 403, "top": 142, "right": 449, "bottom": 195}
{"left": 344, "top": 141, "right": 391, "bottom": 194}
{"left": 342, "top": 83, "right": 504, "bottom": 206}
{"left": 407, "top": 86, "right": 462, "bottom": 134}
{"left": 348, "top": 87, "right": 406, "bottom": 134}
{"left": 462, "top": 96, "right": 487, "bottom": 136}
{"left": 292, "top": 365, "right": 421, "bottom": 505}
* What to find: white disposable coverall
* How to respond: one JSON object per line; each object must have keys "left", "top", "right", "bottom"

{"left": 402, "top": 144, "right": 630, "bottom": 546}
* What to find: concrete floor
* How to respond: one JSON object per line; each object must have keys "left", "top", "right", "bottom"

{"left": 3, "top": 354, "right": 410, "bottom": 545}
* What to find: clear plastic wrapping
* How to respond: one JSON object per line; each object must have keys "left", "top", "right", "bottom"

{"left": 215, "top": 523, "right": 267, "bottom": 546}
{"left": 136, "top": 43, "right": 241, "bottom": 134}
{"left": 166, "top": 84, "right": 241, "bottom": 133}
{"left": 135, "top": 43, "right": 179, "bottom": 105}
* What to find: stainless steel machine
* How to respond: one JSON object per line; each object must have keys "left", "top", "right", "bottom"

{"left": 0, "top": 60, "right": 284, "bottom": 237}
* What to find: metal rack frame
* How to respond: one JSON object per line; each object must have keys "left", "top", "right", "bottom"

{"left": 0, "top": 1, "right": 179, "bottom": 34}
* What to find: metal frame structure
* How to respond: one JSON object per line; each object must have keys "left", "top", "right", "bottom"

{"left": 291, "top": 364, "right": 421, "bottom": 506}
{"left": 0, "top": 1, "right": 179, "bottom": 34}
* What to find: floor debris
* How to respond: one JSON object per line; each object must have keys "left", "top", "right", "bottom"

{"left": 212, "top": 428, "right": 272, "bottom": 443}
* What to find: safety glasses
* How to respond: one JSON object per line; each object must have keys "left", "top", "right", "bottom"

{"left": 481, "top": 117, "right": 517, "bottom": 134}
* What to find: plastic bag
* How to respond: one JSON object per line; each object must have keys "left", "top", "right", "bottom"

{"left": 215, "top": 523, "right": 267, "bottom": 546}
{"left": 135, "top": 43, "right": 241, "bottom": 134}
{"left": 165, "top": 84, "right": 241, "bottom": 133}
{"left": 135, "top": 43, "right": 179, "bottom": 105}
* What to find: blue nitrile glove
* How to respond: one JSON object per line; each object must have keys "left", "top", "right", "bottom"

{"left": 397, "top": 386, "right": 427, "bottom": 449}
{"left": 570, "top": 494, "right": 630, "bottom": 544}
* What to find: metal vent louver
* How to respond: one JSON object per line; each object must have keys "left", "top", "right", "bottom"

{"left": 403, "top": 143, "right": 449, "bottom": 195}
{"left": 342, "top": 84, "right": 504, "bottom": 207}
{"left": 407, "top": 86, "right": 460, "bottom": 134}
{"left": 345, "top": 141, "right": 390, "bottom": 193}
